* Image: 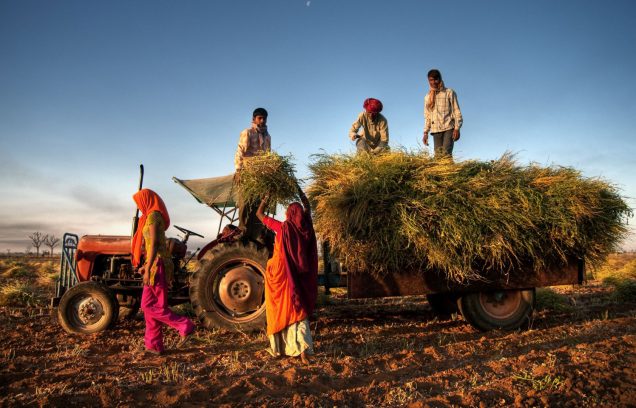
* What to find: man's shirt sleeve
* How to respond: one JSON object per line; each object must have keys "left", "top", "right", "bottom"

{"left": 349, "top": 113, "right": 363, "bottom": 139}
{"left": 451, "top": 90, "right": 463, "bottom": 130}
{"left": 379, "top": 117, "right": 389, "bottom": 144}
{"left": 424, "top": 95, "right": 431, "bottom": 133}
{"left": 234, "top": 129, "right": 249, "bottom": 171}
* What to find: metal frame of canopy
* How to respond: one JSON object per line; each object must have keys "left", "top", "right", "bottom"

{"left": 173, "top": 174, "right": 239, "bottom": 237}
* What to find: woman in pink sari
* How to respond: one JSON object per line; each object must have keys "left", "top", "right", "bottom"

{"left": 132, "top": 189, "right": 195, "bottom": 355}
{"left": 256, "top": 188, "right": 318, "bottom": 364}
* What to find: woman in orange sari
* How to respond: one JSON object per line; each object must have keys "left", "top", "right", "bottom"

{"left": 256, "top": 188, "right": 318, "bottom": 364}
{"left": 132, "top": 189, "right": 195, "bottom": 355}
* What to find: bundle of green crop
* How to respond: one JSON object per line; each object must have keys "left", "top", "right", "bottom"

{"left": 308, "top": 151, "right": 632, "bottom": 283}
{"left": 238, "top": 152, "right": 300, "bottom": 206}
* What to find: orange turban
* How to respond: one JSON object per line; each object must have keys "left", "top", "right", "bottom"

{"left": 131, "top": 189, "right": 170, "bottom": 267}
{"left": 363, "top": 98, "right": 383, "bottom": 113}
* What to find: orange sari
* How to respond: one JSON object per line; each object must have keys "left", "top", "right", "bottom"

{"left": 262, "top": 218, "right": 305, "bottom": 335}
{"left": 262, "top": 203, "right": 318, "bottom": 336}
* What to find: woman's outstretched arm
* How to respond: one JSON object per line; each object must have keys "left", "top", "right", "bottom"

{"left": 298, "top": 185, "right": 311, "bottom": 214}
{"left": 256, "top": 196, "right": 269, "bottom": 222}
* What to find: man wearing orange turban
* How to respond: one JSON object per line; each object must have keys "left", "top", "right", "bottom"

{"left": 349, "top": 98, "right": 389, "bottom": 154}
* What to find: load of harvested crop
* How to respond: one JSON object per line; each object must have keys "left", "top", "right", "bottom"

{"left": 237, "top": 152, "right": 300, "bottom": 206}
{"left": 308, "top": 151, "right": 632, "bottom": 283}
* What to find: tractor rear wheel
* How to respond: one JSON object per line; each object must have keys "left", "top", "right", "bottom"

{"left": 458, "top": 288, "right": 535, "bottom": 331}
{"left": 190, "top": 241, "right": 268, "bottom": 331}
{"left": 58, "top": 282, "right": 119, "bottom": 334}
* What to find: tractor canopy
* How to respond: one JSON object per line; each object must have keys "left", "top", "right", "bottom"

{"left": 173, "top": 174, "right": 238, "bottom": 208}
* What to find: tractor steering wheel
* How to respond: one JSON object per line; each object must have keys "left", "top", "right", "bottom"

{"left": 173, "top": 225, "right": 204, "bottom": 243}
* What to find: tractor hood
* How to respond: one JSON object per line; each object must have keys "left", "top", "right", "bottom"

{"left": 76, "top": 235, "right": 131, "bottom": 281}
{"left": 78, "top": 235, "right": 131, "bottom": 253}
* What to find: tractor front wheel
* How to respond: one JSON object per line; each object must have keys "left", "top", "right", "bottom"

{"left": 57, "top": 282, "right": 119, "bottom": 334}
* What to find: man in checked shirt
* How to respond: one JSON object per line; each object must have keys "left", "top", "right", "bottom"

{"left": 234, "top": 107, "right": 271, "bottom": 237}
{"left": 423, "top": 69, "right": 463, "bottom": 157}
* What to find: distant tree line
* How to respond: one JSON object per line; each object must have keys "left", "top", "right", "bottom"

{"left": 27, "top": 232, "right": 60, "bottom": 257}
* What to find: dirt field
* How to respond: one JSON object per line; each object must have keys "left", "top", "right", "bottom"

{"left": 1, "top": 256, "right": 635, "bottom": 407}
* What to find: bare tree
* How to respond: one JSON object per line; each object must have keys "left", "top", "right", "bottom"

{"left": 44, "top": 235, "right": 60, "bottom": 257}
{"left": 29, "top": 232, "right": 46, "bottom": 257}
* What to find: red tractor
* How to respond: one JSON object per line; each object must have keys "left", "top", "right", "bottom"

{"left": 52, "top": 167, "right": 273, "bottom": 334}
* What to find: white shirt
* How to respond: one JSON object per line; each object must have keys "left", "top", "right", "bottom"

{"left": 424, "top": 88, "right": 463, "bottom": 134}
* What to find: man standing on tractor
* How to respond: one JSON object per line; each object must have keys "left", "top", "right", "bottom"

{"left": 234, "top": 107, "right": 272, "bottom": 238}
{"left": 349, "top": 98, "right": 389, "bottom": 154}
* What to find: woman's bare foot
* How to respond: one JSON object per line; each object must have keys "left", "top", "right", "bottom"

{"left": 300, "top": 351, "right": 311, "bottom": 365}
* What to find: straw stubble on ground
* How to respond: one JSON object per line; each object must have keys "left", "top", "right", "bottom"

{"left": 1, "top": 256, "right": 635, "bottom": 407}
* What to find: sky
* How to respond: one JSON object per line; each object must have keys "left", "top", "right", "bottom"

{"left": 1, "top": 0, "right": 635, "bottom": 254}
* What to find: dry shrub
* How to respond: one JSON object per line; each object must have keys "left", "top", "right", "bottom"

{"left": 594, "top": 255, "right": 636, "bottom": 281}
{"left": 607, "top": 278, "right": 636, "bottom": 302}
{"left": 1, "top": 259, "right": 57, "bottom": 279}
{"left": 0, "top": 282, "right": 36, "bottom": 307}
{"left": 237, "top": 152, "right": 300, "bottom": 206}
{"left": 535, "top": 288, "right": 573, "bottom": 312}
{"left": 1, "top": 261, "right": 37, "bottom": 278}
{"left": 308, "top": 150, "right": 631, "bottom": 283}
{"left": 597, "top": 257, "right": 636, "bottom": 302}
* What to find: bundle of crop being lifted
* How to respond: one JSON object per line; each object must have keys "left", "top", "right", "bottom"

{"left": 308, "top": 151, "right": 632, "bottom": 283}
{"left": 237, "top": 152, "right": 300, "bottom": 206}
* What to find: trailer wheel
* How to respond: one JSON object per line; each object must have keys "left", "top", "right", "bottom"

{"left": 426, "top": 293, "right": 459, "bottom": 320}
{"left": 58, "top": 282, "right": 119, "bottom": 334}
{"left": 190, "top": 241, "right": 268, "bottom": 332}
{"left": 458, "top": 289, "right": 535, "bottom": 331}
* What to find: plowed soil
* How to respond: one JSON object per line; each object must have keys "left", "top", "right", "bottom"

{"left": 1, "top": 263, "right": 635, "bottom": 407}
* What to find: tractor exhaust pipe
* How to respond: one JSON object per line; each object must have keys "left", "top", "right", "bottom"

{"left": 131, "top": 164, "right": 144, "bottom": 237}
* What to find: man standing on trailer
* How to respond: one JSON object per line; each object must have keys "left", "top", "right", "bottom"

{"left": 234, "top": 107, "right": 271, "bottom": 237}
{"left": 423, "top": 69, "right": 463, "bottom": 157}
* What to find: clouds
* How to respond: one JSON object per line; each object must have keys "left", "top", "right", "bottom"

{"left": 0, "top": 152, "right": 53, "bottom": 187}
{"left": 0, "top": 155, "right": 133, "bottom": 251}
{"left": 69, "top": 185, "right": 129, "bottom": 214}
{"left": 0, "top": 220, "right": 59, "bottom": 252}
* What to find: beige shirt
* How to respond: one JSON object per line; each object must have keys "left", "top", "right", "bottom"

{"left": 234, "top": 124, "right": 271, "bottom": 170}
{"left": 349, "top": 112, "right": 389, "bottom": 150}
{"left": 424, "top": 88, "right": 463, "bottom": 134}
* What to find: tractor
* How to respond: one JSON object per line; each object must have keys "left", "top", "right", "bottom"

{"left": 52, "top": 166, "right": 275, "bottom": 334}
